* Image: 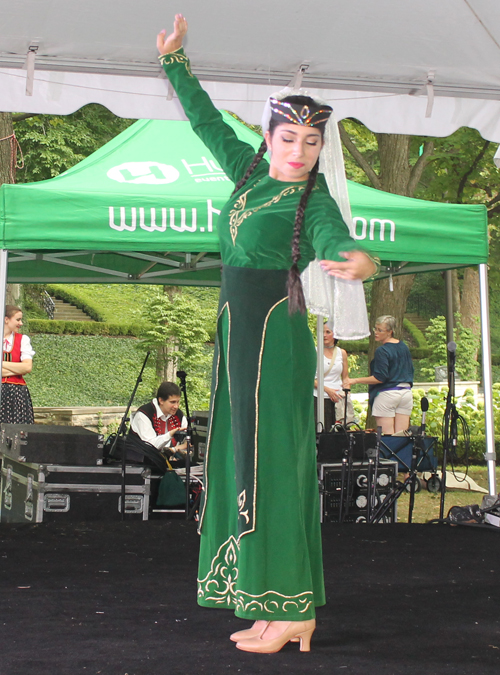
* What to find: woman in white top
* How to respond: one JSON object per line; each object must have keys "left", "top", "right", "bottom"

{"left": 2, "top": 305, "right": 35, "bottom": 423}
{"left": 314, "top": 322, "right": 349, "bottom": 431}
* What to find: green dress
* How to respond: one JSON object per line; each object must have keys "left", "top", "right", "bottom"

{"left": 161, "top": 49, "right": 356, "bottom": 621}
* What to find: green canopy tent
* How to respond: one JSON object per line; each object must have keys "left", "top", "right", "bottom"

{"left": 0, "top": 114, "right": 493, "bottom": 493}
{"left": 0, "top": 115, "right": 488, "bottom": 284}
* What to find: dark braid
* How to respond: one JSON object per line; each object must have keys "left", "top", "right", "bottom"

{"left": 287, "top": 160, "right": 320, "bottom": 315}
{"left": 231, "top": 139, "right": 268, "bottom": 197}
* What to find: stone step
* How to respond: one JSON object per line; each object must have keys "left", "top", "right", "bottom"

{"left": 52, "top": 298, "right": 93, "bottom": 322}
{"left": 405, "top": 313, "right": 430, "bottom": 334}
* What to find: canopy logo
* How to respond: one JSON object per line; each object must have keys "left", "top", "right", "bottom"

{"left": 107, "top": 162, "right": 179, "bottom": 184}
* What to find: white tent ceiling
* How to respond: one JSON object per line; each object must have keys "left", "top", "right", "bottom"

{"left": 2, "top": 0, "right": 500, "bottom": 140}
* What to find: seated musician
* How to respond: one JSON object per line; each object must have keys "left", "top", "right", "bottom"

{"left": 130, "top": 381, "right": 188, "bottom": 459}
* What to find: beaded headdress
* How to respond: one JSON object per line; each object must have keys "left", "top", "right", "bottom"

{"left": 269, "top": 96, "right": 333, "bottom": 132}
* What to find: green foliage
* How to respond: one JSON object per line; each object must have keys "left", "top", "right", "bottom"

{"left": 29, "top": 319, "right": 141, "bottom": 336}
{"left": 27, "top": 335, "right": 158, "bottom": 407}
{"left": 139, "top": 291, "right": 213, "bottom": 409}
{"left": 409, "top": 386, "right": 500, "bottom": 463}
{"left": 419, "top": 315, "right": 480, "bottom": 381}
{"left": 14, "top": 105, "right": 134, "bottom": 183}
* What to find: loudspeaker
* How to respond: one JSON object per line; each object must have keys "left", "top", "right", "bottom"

{"left": 0, "top": 424, "right": 104, "bottom": 465}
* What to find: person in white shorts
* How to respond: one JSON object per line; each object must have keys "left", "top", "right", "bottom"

{"left": 346, "top": 315, "right": 414, "bottom": 434}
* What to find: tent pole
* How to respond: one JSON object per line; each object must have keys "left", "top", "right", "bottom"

{"left": 316, "top": 315, "right": 325, "bottom": 431}
{"left": 479, "top": 263, "right": 497, "bottom": 496}
{"left": 0, "top": 250, "right": 8, "bottom": 413}
{"left": 444, "top": 270, "right": 454, "bottom": 344}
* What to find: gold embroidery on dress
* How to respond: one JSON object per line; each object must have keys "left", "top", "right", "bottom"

{"left": 158, "top": 51, "right": 193, "bottom": 77}
{"left": 238, "top": 490, "right": 250, "bottom": 524}
{"left": 198, "top": 536, "right": 314, "bottom": 613}
{"left": 229, "top": 185, "right": 306, "bottom": 245}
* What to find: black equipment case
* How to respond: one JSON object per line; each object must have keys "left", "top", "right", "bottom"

{"left": 0, "top": 454, "right": 151, "bottom": 523}
{"left": 317, "top": 430, "right": 378, "bottom": 464}
{"left": 319, "top": 460, "right": 398, "bottom": 524}
{"left": 0, "top": 424, "right": 104, "bottom": 465}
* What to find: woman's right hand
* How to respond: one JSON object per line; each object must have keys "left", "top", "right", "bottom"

{"left": 325, "top": 387, "right": 342, "bottom": 403}
{"left": 157, "top": 14, "right": 188, "bottom": 55}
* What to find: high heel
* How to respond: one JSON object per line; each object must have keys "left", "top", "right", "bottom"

{"left": 235, "top": 619, "right": 316, "bottom": 654}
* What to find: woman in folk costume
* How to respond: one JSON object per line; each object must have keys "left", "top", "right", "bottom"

{"left": 157, "top": 15, "right": 374, "bottom": 653}
{"left": 1, "top": 305, "right": 35, "bottom": 424}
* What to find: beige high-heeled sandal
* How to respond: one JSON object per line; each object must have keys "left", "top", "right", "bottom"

{"left": 231, "top": 621, "right": 300, "bottom": 643}
{"left": 235, "top": 619, "right": 316, "bottom": 653}
{"left": 230, "top": 621, "right": 270, "bottom": 642}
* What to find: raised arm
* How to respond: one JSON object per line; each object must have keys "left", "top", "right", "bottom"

{"left": 157, "top": 15, "right": 259, "bottom": 184}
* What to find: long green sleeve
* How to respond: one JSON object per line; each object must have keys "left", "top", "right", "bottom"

{"left": 160, "top": 48, "right": 259, "bottom": 184}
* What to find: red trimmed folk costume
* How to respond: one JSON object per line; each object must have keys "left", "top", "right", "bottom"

{"left": 2, "top": 332, "right": 35, "bottom": 424}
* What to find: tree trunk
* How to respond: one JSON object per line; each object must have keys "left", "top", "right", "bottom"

{"left": 451, "top": 269, "right": 461, "bottom": 317}
{"left": 460, "top": 267, "right": 481, "bottom": 358}
{"left": 0, "top": 112, "right": 20, "bottom": 309}
{"left": 376, "top": 134, "right": 412, "bottom": 196}
{"left": 0, "top": 112, "right": 14, "bottom": 185}
{"left": 6, "top": 284, "right": 21, "bottom": 306}
{"left": 365, "top": 134, "right": 418, "bottom": 428}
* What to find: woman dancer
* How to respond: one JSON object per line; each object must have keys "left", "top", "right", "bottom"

{"left": 2, "top": 305, "right": 35, "bottom": 423}
{"left": 157, "top": 15, "right": 375, "bottom": 653}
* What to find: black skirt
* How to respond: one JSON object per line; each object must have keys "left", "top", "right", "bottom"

{"left": 1, "top": 383, "right": 34, "bottom": 424}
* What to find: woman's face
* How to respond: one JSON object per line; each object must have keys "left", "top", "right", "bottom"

{"left": 5, "top": 311, "right": 23, "bottom": 334}
{"left": 374, "top": 323, "right": 392, "bottom": 343}
{"left": 265, "top": 123, "right": 323, "bottom": 182}
{"left": 323, "top": 326, "right": 334, "bottom": 346}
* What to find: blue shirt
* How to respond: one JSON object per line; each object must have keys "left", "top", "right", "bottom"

{"left": 368, "top": 341, "right": 414, "bottom": 407}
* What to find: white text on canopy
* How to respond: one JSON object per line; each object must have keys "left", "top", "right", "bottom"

{"left": 108, "top": 202, "right": 221, "bottom": 233}
{"left": 352, "top": 217, "right": 396, "bottom": 242}
{"left": 107, "top": 162, "right": 179, "bottom": 184}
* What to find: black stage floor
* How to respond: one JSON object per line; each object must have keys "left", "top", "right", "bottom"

{"left": 0, "top": 520, "right": 499, "bottom": 675}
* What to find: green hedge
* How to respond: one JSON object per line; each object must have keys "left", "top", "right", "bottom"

{"left": 337, "top": 339, "right": 369, "bottom": 353}
{"left": 403, "top": 318, "right": 431, "bottom": 358}
{"left": 29, "top": 319, "right": 142, "bottom": 336}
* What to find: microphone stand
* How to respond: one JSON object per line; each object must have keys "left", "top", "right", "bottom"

{"left": 176, "top": 370, "right": 194, "bottom": 520}
{"left": 439, "top": 342, "right": 457, "bottom": 520}
{"left": 342, "top": 388, "right": 350, "bottom": 429}
{"left": 107, "top": 351, "right": 150, "bottom": 520}
{"left": 366, "top": 426, "right": 382, "bottom": 522}
{"left": 370, "top": 399, "right": 428, "bottom": 524}
{"left": 408, "top": 397, "right": 428, "bottom": 523}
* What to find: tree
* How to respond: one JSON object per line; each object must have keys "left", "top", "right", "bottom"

{"left": 340, "top": 122, "right": 434, "bottom": 425}
{"left": 419, "top": 315, "right": 480, "bottom": 382}
{"left": 0, "top": 112, "right": 24, "bottom": 305}
{"left": 12, "top": 104, "right": 134, "bottom": 183}
{"left": 414, "top": 126, "right": 500, "bottom": 344}
{"left": 139, "top": 289, "right": 212, "bottom": 410}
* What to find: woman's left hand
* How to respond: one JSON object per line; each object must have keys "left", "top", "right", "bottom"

{"left": 320, "top": 250, "right": 376, "bottom": 281}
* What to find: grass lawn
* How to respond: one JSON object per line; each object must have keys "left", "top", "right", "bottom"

{"left": 395, "top": 465, "right": 499, "bottom": 523}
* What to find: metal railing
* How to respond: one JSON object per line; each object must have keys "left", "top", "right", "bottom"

{"left": 42, "top": 290, "right": 55, "bottom": 320}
